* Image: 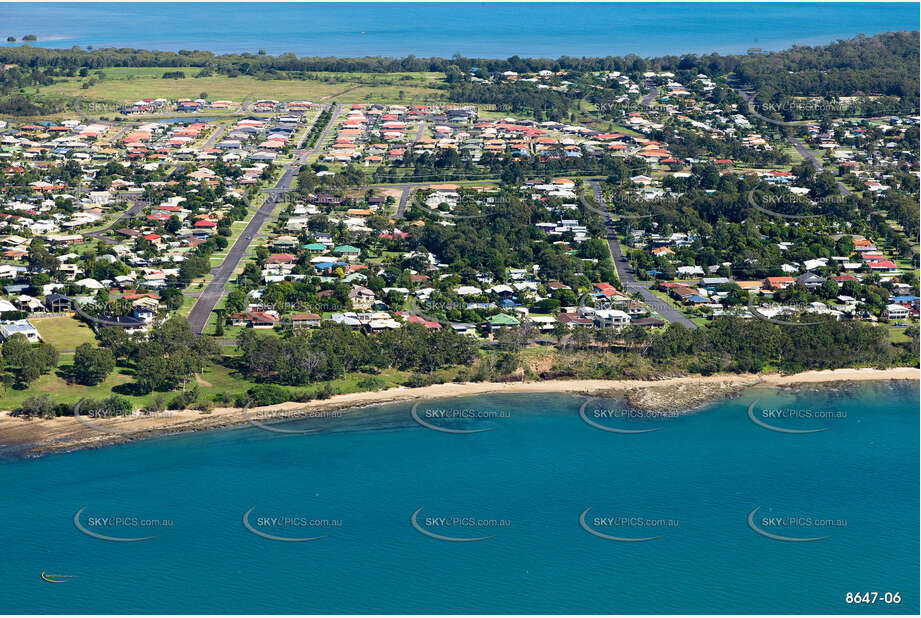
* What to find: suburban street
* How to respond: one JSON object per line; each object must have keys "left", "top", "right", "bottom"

{"left": 641, "top": 79, "right": 658, "bottom": 106}
{"left": 788, "top": 136, "right": 853, "bottom": 196}
{"left": 588, "top": 180, "right": 697, "bottom": 329}
{"left": 198, "top": 123, "right": 229, "bottom": 150}
{"left": 394, "top": 185, "right": 413, "bottom": 218}
{"left": 87, "top": 195, "right": 148, "bottom": 245}
{"left": 730, "top": 79, "right": 854, "bottom": 199}
{"left": 186, "top": 104, "right": 340, "bottom": 334}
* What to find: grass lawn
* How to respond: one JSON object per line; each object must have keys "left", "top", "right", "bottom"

{"left": 0, "top": 356, "right": 133, "bottom": 410}
{"left": 886, "top": 328, "right": 913, "bottom": 344}
{"left": 0, "top": 353, "right": 418, "bottom": 412}
{"left": 34, "top": 68, "right": 446, "bottom": 106}
{"left": 31, "top": 316, "right": 98, "bottom": 350}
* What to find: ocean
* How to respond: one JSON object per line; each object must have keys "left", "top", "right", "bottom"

{"left": 0, "top": 2, "right": 918, "bottom": 58}
{"left": 0, "top": 382, "right": 917, "bottom": 613}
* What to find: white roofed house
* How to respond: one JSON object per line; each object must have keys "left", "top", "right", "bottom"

{"left": 883, "top": 304, "right": 909, "bottom": 321}
{"left": 0, "top": 320, "right": 41, "bottom": 342}
{"left": 589, "top": 309, "right": 631, "bottom": 330}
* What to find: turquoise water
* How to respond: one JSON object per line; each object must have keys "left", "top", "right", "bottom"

{"left": 0, "top": 382, "right": 917, "bottom": 613}
{"left": 0, "top": 3, "right": 918, "bottom": 58}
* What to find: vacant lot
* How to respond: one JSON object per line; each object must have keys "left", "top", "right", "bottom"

{"left": 31, "top": 316, "right": 98, "bottom": 350}
{"left": 36, "top": 67, "right": 447, "bottom": 105}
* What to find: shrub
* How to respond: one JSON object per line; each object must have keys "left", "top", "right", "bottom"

{"left": 14, "top": 393, "right": 55, "bottom": 418}
{"left": 246, "top": 384, "right": 290, "bottom": 406}
{"left": 356, "top": 376, "right": 387, "bottom": 391}
{"left": 168, "top": 385, "right": 200, "bottom": 410}
{"left": 315, "top": 382, "right": 335, "bottom": 400}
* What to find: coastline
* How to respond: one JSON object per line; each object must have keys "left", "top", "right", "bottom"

{"left": 1, "top": 367, "right": 917, "bottom": 460}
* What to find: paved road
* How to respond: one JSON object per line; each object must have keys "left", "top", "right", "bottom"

{"left": 108, "top": 125, "right": 132, "bottom": 143}
{"left": 297, "top": 103, "right": 340, "bottom": 163}
{"left": 198, "top": 123, "right": 230, "bottom": 150}
{"left": 186, "top": 105, "right": 340, "bottom": 334}
{"left": 389, "top": 118, "right": 427, "bottom": 219}
{"left": 730, "top": 81, "right": 854, "bottom": 199}
{"left": 788, "top": 136, "right": 852, "bottom": 196}
{"left": 87, "top": 196, "right": 148, "bottom": 245}
{"left": 641, "top": 80, "right": 658, "bottom": 106}
{"left": 394, "top": 185, "right": 413, "bottom": 219}
{"left": 587, "top": 181, "right": 697, "bottom": 329}
{"left": 187, "top": 186, "right": 285, "bottom": 334}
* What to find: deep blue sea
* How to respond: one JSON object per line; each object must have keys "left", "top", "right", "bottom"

{"left": 0, "top": 2, "right": 918, "bottom": 58}
{"left": 0, "top": 382, "right": 917, "bottom": 613}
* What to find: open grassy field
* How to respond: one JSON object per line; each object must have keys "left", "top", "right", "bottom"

{"left": 0, "top": 349, "right": 420, "bottom": 412}
{"left": 34, "top": 67, "right": 447, "bottom": 106}
{"left": 31, "top": 316, "right": 98, "bottom": 350}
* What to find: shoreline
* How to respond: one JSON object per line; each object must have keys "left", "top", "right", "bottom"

{"left": 1, "top": 367, "right": 917, "bottom": 459}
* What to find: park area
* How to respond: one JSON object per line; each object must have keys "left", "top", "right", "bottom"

{"left": 34, "top": 67, "right": 447, "bottom": 107}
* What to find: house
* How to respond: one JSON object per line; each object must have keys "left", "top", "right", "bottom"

{"left": 44, "top": 293, "right": 72, "bottom": 312}
{"left": 700, "top": 277, "right": 730, "bottom": 291}
{"left": 450, "top": 323, "right": 477, "bottom": 336}
{"left": 333, "top": 245, "right": 361, "bottom": 260}
{"left": 631, "top": 317, "right": 667, "bottom": 329}
{"left": 796, "top": 272, "right": 826, "bottom": 290}
{"left": 246, "top": 311, "right": 280, "bottom": 328}
{"left": 291, "top": 313, "right": 321, "bottom": 328}
{"left": 96, "top": 315, "right": 149, "bottom": 334}
{"left": 349, "top": 285, "right": 375, "bottom": 310}
{"left": 0, "top": 320, "right": 40, "bottom": 342}
{"left": 764, "top": 276, "right": 795, "bottom": 290}
{"left": 556, "top": 312, "right": 594, "bottom": 328}
{"left": 883, "top": 304, "right": 910, "bottom": 321}
{"left": 867, "top": 260, "right": 898, "bottom": 272}
{"left": 735, "top": 281, "right": 764, "bottom": 294}
{"left": 591, "top": 309, "right": 631, "bottom": 329}
{"left": 485, "top": 313, "right": 520, "bottom": 331}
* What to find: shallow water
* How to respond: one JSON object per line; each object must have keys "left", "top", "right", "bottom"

{"left": 0, "top": 382, "right": 917, "bottom": 613}
{"left": 2, "top": 3, "right": 917, "bottom": 58}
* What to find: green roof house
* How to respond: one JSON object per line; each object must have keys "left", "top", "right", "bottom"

{"left": 333, "top": 245, "right": 360, "bottom": 255}
{"left": 485, "top": 313, "right": 520, "bottom": 331}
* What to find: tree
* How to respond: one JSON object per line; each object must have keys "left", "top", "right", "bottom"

{"left": 165, "top": 214, "right": 181, "bottom": 233}
{"left": 214, "top": 309, "right": 225, "bottom": 336}
{"left": 97, "top": 327, "right": 137, "bottom": 361}
{"left": 72, "top": 343, "right": 115, "bottom": 386}
{"left": 15, "top": 393, "right": 55, "bottom": 418}
{"left": 0, "top": 333, "right": 31, "bottom": 368}
{"left": 160, "top": 287, "right": 184, "bottom": 311}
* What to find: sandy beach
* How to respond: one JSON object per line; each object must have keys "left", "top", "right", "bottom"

{"left": 0, "top": 367, "right": 917, "bottom": 459}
